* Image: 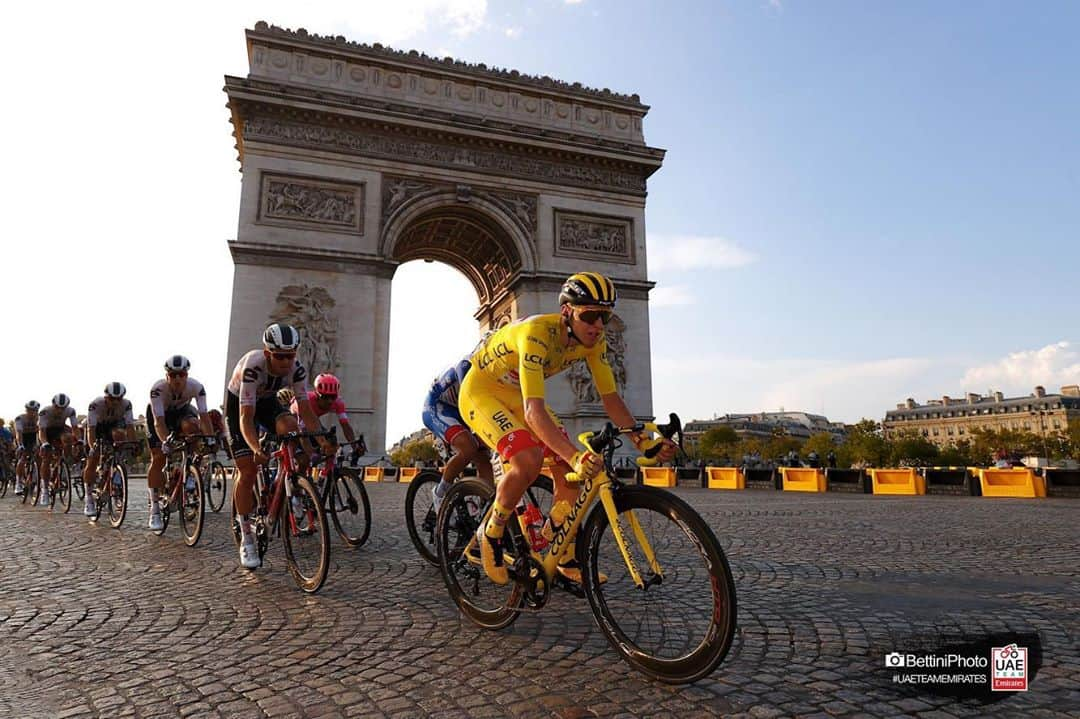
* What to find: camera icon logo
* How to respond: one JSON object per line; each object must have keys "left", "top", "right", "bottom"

{"left": 885, "top": 652, "right": 905, "bottom": 668}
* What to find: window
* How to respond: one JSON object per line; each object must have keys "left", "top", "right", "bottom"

{"left": 1053, "top": 420, "right": 1061, "bottom": 429}
{"left": 947, "top": 428, "right": 954, "bottom": 436}
{"left": 932, "top": 429, "right": 940, "bottom": 436}
{"left": 958, "top": 427, "right": 965, "bottom": 435}
{"left": 922, "top": 429, "right": 929, "bottom": 437}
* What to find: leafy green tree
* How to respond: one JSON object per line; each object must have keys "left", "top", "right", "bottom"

{"left": 841, "top": 419, "right": 890, "bottom": 468}
{"left": 699, "top": 426, "right": 739, "bottom": 461}
{"left": 391, "top": 439, "right": 438, "bottom": 467}
{"left": 889, "top": 431, "right": 939, "bottom": 467}
{"left": 802, "top": 432, "right": 837, "bottom": 462}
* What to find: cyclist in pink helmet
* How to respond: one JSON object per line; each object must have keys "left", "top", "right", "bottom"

{"left": 290, "top": 373, "right": 364, "bottom": 452}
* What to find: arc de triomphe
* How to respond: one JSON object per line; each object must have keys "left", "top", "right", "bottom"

{"left": 224, "top": 22, "right": 666, "bottom": 452}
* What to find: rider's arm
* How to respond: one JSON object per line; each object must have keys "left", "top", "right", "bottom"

{"left": 123, "top": 401, "right": 136, "bottom": 441}
{"left": 339, "top": 418, "right": 356, "bottom": 444}
{"left": 239, "top": 405, "right": 261, "bottom": 453}
{"left": 296, "top": 397, "right": 332, "bottom": 450}
{"left": 154, "top": 417, "right": 169, "bottom": 444}
{"left": 600, "top": 392, "right": 637, "bottom": 430}
{"left": 524, "top": 398, "right": 579, "bottom": 465}
{"left": 197, "top": 412, "right": 213, "bottom": 437}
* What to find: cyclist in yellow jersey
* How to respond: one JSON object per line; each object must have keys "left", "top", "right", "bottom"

{"left": 459, "top": 271, "right": 676, "bottom": 585}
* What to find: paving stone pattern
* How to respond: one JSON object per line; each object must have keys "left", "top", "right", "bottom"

{"left": 1, "top": 481, "right": 1076, "bottom": 718}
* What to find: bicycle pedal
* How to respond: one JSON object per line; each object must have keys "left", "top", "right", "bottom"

{"left": 553, "top": 574, "right": 586, "bottom": 598}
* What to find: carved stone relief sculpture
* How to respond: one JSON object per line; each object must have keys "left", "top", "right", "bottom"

{"left": 259, "top": 174, "right": 364, "bottom": 234}
{"left": 554, "top": 211, "right": 634, "bottom": 263}
{"left": 567, "top": 314, "right": 627, "bottom": 404}
{"left": 269, "top": 285, "right": 340, "bottom": 377}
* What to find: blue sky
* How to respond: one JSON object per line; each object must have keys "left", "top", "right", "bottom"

{"left": 2, "top": 1, "right": 1077, "bottom": 447}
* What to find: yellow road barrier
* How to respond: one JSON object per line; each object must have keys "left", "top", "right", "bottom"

{"left": 781, "top": 467, "right": 826, "bottom": 492}
{"left": 641, "top": 467, "right": 676, "bottom": 487}
{"left": 706, "top": 467, "right": 745, "bottom": 490}
{"left": 398, "top": 467, "right": 420, "bottom": 483}
{"left": 363, "top": 466, "right": 385, "bottom": 482}
{"left": 869, "top": 468, "right": 926, "bottom": 495}
{"left": 978, "top": 468, "right": 1046, "bottom": 498}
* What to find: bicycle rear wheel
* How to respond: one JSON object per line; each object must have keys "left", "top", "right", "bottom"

{"left": 280, "top": 475, "right": 330, "bottom": 593}
{"left": 207, "top": 461, "right": 228, "bottom": 512}
{"left": 436, "top": 478, "right": 524, "bottom": 631}
{"left": 405, "top": 469, "right": 443, "bottom": 565}
{"left": 107, "top": 463, "right": 128, "bottom": 528}
{"left": 580, "top": 484, "right": 737, "bottom": 684}
{"left": 179, "top": 461, "right": 205, "bottom": 547}
{"left": 329, "top": 468, "right": 371, "bottom": 547}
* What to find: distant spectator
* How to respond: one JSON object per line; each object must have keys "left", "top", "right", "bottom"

{"left": 806, "top": 451, "right": 820, "bottom": 469}
{"left": 826, "top": 450, "right": 837, "bottom": 468}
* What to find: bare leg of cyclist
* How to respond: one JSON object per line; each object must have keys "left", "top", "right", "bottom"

{"left": 82, "top": 450, "right": 98, "bottom": 516}
{"left": 433, "top": 432, "right": 480, "bottom": 510}
{"left": 147, "top": 447, "right": 166, "bottom": 530}
{"left": 478, "top": 446, "right": 543, "bottom": 584}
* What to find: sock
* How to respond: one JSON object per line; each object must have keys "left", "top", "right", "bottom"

{"left": 484, "top": 501, "right": 512, "bottom": 539}
{"left": 434, "top": 479, "right": 451, "bottom": 498}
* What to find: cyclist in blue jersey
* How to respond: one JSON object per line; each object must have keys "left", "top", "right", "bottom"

{"left": 422, "top": 357, "right": 494, "bottom": 511}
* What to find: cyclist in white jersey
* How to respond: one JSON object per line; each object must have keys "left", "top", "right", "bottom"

{"left": 224, "top": 323, "right": 333, "bottom": 569}
{"left": 37, "top": 394, "right": 79, "bottom": 506}
{"left": 13, "top": 401, "right": 41, "bottom": 496}
{"left": 82, "top": 383, "right": 136, "bottom": 517}
{"left": 145, "top": 355, "right": 214, "bottom": 531}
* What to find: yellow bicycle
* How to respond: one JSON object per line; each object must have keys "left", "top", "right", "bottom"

{"left": 436, "top": 414, "right": 737, "bottom": 684}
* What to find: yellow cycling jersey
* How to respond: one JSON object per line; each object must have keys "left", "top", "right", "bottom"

{"left": 468, "top": 313, "right": 617, "bottom": 401}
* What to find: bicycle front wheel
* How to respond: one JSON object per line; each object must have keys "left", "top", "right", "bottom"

{"left": 329, "top": 468, "right": 371, "bottom": 547}
{"left": 53, "top": 462, "right": 72, "bottom": 514}
{"left": 179, "top": 461, "right": 205, "bottom": 547}
{"left": 107, "top": 463, "right": 128, "bottom": 529}
{"left": 207, "top": 461, "right": 228, "bottom": 512}
{"left": 436, "top": 478, "right": 524, "bottom": 631}
{"left": 280, "top": 475, "right": 330, "bottom": 593}
{"left": 404, "top": 469, "right": 443, "bottom": 565}
{"left": 580, "top": 485, "right": 737, "bottom": 684}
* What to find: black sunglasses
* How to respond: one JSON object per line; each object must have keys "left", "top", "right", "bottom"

{"left": 576, "top": 308, "right": 613, "bottom": 325}
{"left": 167, "top": 371, "right": 188, "bottom": 379}
{"left": 270, "top": 352, "right": 296, "bottom": 361}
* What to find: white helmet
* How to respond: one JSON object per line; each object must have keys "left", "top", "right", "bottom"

{"left": 165, "top": 355, "right": 191, "bottom": 373}
{"left": 52, "top": 393, "right": 71, "bottom": 409}
{"left": 263, "top": 323, "right": 301, "bottom": 351}
{"left": 25, "top": 400, "right": 41, "bottom": 412}
{"left": 104, "top": 382, "right": 127, "bottom": 398}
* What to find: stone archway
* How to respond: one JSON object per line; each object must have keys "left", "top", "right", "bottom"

{"left": 223, "top": 22, "right": 665, "bottom": 452}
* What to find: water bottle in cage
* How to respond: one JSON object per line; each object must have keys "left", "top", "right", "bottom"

{"left": 517, "top": 499, "right": 549, "bottom": 552}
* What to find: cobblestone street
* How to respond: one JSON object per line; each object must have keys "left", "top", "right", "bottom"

{"left": 1, "top": 481, "right": 1076, "bottom": 718}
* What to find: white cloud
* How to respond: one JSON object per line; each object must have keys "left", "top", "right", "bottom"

{"left": 505, "top": 26, "right": 523, "bottom": 38}
{"left": 767, "top": 0, "right": 784, "bottom": 11}
{"left": 647, "top": 234, "right": 757, "bottom": 272}
{"left": 648, "top": 285, "right": 695, "bottom": 307}
{"left": 652, "top": 353, "right": 941, "bottom": 423}
{"left": 564, "top": 0, "right": 586, "bottom": 4}
{"left": 960, "top": 341, "right": 1080, "bottom": 395}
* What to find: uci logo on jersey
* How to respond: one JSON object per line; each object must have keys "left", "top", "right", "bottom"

{"left": 478, "top": 342, "right": 511, "bottom": 370}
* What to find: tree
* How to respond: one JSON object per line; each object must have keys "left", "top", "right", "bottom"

{"left": 802, "top": 432, "right": 837, "bottom": 462}
{"left": 699, "top": 426, "right": 739, "bottom": 461}
{"left": 841, "top": 419, "right": 890, "bottom": 468}
{"left": 889, "top": 431, "right": 939, "bottom": 467}
{"left": 391, "top": 438, "right": 438, "bottom": 467}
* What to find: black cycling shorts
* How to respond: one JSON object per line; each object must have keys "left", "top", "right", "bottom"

{"left": 145, "top": 403, "right": 200, "bottom": 449}
{"left": 225, "top": 391, "right": 289, "bottom": 458}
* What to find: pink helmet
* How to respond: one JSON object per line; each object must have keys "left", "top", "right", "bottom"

{"left": 314, "top": 373, "right": 341, "bottom": 397}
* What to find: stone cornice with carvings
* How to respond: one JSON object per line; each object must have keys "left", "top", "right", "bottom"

{"left": 225, "top": 77, "right": 664, "bottom": 167}
{"left": 228, "top": 96, "right": 655, "bottom": 196}
{"left": 248, "top": 22, "right": 646, "bottom": 109}
{"left": 228, "top": 240, "right": 397, "bottom": 278}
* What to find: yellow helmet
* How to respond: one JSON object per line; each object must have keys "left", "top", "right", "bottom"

{"left": 559, "top": 272, "right": 617, "bottom": 308}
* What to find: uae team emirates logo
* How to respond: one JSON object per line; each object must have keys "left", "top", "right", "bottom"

{"left": 992, "top": 643, "right": 1028, "bottom": 691}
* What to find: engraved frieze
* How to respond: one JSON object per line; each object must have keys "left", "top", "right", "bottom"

{"left": 259, "top": 174, "right": 364, "bottom": 234}
{"left": 244, "top": 117, "right": 645, "bottom": 193}
{"left": 554, "top": 211, "right": 634, "bottom": 263}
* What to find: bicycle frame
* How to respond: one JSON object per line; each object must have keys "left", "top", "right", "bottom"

{"left": 466, "top": 420, "right": 670, "bottom": 592}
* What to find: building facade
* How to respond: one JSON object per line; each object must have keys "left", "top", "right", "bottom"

{"left": 685, "top": 411, "right": 846, "bottom": 446}
{"left": 883, "top": 385, "right": 1080, "bottom": 447}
